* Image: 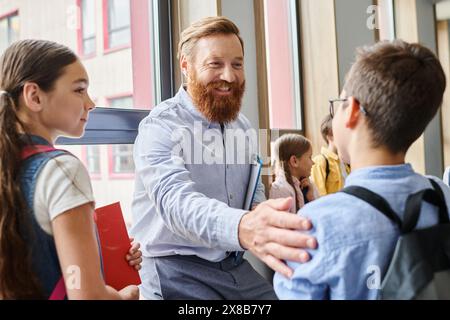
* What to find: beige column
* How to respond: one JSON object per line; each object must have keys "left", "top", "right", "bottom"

{"left": 394, "top": 0, "right": 426, "bottom": 174}
{"left": 299, "top": 0, "right": 340, "bottom": 154}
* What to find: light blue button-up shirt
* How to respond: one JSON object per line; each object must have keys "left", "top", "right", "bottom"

{"left": 130, "top": 87, "right": 265, "bottom": 262}
{"left": 274, "top": 164, "right": 450, "bottom": 300}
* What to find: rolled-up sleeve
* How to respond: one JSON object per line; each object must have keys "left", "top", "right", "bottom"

{"left": 134, "top": 117, "right": 247, "bottom": 251}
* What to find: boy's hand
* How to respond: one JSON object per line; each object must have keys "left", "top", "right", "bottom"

{"left": 126, "top": 238, "right": 142, "bottom": 271}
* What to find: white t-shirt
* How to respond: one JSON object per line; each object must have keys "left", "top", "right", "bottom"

{"left": 33, "top": 154, "right": 95, "bottom": 235}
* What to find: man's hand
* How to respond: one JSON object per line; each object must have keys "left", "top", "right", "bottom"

{"left": 126, "top": 238, "right": 143, "bottom": 271}
{"left": 238, "top": 197, "right": 317, "bottom": 278}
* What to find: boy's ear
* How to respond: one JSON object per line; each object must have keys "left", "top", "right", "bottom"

{"left": 345, "top": 97, "right": 362, "bottom": 129}
{"left": 22, "top": 82, "right": 44, "bottom": 112}
{"left": 327, "top": 134, "right": 334, "bottom": 143}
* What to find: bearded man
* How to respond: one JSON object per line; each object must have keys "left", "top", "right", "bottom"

{"left": 131, "top": 16, "right": 317, "bottom": 300}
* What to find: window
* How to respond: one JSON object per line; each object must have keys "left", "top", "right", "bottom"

{"left": 110, "top": 145, "right": 134, "bottom": 174}
{"left": 0, "top": 11, "right": 19, "bottom": 54}
{"left": 85, "top": 145, "right": 101, "bottom": 174}
{"left": 79, "top": 0, "right": 96, "bottom": 56}
{"left": 109, "top": 95, "right": 134, "bottom": 109}
{"left": 105, "top": 0, "right": 131, "bottom": 50}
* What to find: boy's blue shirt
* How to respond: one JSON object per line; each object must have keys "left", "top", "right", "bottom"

{"left": 273, "top": 164, "right": 450, "bottom": 300}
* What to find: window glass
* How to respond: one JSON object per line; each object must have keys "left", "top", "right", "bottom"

{"left": 108, "top": 0, "right": 131, "bottom": 48}
{"left": 111, "top": 145, "right": 135, "bottom": 174}
{"left": 81, "top": 0, "right": 96, "bottom": 55}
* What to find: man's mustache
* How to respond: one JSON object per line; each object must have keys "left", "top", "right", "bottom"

{"left": 205, "top": 80, "right": 241, "bottom": 91}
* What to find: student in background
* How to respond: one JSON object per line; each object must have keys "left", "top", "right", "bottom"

{"left": 0, "top": 40, "right": 141, "bottom": 300}
{"left": 270, "top": 134, "right": 319, "bottom": 214}
{"left": 273, "top": 40, "right": 450, "bottom": 299}
{"left": 311, "top": 115, "right": 350, "bottom": 196}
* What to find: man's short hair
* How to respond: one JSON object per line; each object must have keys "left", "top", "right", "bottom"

{"left": 177, "top": 16, "right": 244, "bottom": 61}
{"left": 321, "top": 114, "right": 333, "bottom": 144}
{"left": 343, "top": 40, "right": 446, "bottom": 153}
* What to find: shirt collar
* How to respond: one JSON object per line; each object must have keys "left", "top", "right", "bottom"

{"left": 177, "top": 86, "right": 222, "bottom": 130}
{"left": 345, "top": 163, "right": 414, "bottom": 186}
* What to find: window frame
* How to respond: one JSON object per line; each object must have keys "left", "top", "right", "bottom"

{"left": 77, "top": 0, "right": 97, "bottom": 59}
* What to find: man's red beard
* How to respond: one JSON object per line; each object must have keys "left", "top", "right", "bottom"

{"left": 188, "top": 77, "right": 246, "bottom": 124}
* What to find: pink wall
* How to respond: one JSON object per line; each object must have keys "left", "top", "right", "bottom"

{"left": 130, "top": 0, "right": 154, "bottom": 109}
{"left": 265, "top": 0, "right": 295, "bottom": 129}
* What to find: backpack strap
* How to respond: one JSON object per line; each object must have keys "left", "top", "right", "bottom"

{"left": 21, "top": 145, "right": 58, "bottom": 160}
{"left": 428, "top": 178, "right": 450, "bottom": 224}
{"left": 48, "top": 277, "right": 66, "bottom": 300}
{"left": 341, "top": 186, "right": 402, "bottom": 227}
{"left": 402, "top": 178, "right": 449, "bottom": 233}
{"left": 322, "top": 154, "right": 330, "bottom": 180}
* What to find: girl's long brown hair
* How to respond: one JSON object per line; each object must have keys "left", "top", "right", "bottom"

{"left": 0, "top": 40, "right": 77, "bottom": 299}
{"left": 273, "top": 134, "right": 311, "bottom": 213}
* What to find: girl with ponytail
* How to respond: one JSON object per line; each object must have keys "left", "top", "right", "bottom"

{"left": 270, "top": 134, "right": 319, "bottom": 214}
{"left": 0, "top": 40, "right": 141, "bottom": 300}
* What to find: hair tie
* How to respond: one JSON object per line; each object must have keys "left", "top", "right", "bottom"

{"left": 0, "top": 90, "right": 12, "bottom": 99}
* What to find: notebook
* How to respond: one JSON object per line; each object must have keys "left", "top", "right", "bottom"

{"left": 243, "top": 155, "right": 263, "bottom": 210}
{"left": 94, "top": 202, "right": 142, "bottom": 290}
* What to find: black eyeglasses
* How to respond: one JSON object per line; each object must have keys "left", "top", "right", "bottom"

{"left": 329, "top": 98, "right": 347, "bottom": 119}
{"left": 328, "top": 98, "right": 368, "bottom": 119}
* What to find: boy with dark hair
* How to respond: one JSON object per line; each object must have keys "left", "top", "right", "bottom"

{"left": 311, "top": 114, "right": 350, "bottom": 196}
{"left": 274, "top": 40, "right": 450, "bottom": 299}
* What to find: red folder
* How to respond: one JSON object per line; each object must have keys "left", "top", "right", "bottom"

{"left": 94, "top": 202, "right": 141, "bottom": 290}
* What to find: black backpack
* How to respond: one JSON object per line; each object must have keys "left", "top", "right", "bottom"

{"left": 341, "top": 178, "right": 450, "bottom": 300}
